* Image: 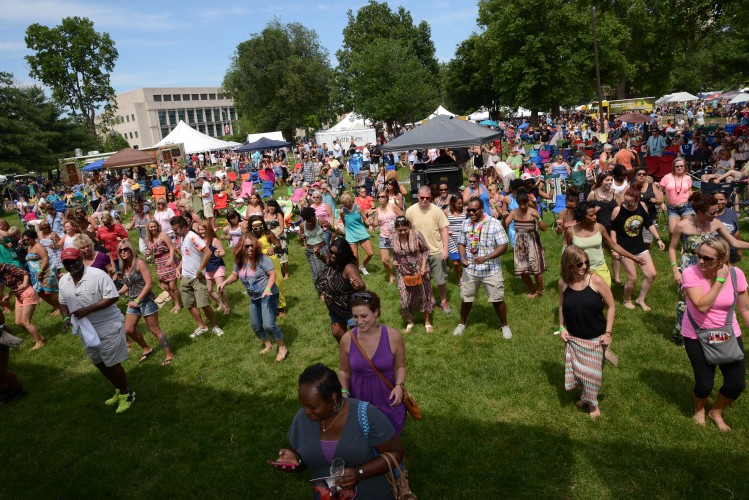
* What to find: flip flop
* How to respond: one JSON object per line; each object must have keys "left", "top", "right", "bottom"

{"left": 138, "top": 350, "right": 155, "bottom": 363}
{"left": 162, "top": 357, "right": 174, "bottom": 367}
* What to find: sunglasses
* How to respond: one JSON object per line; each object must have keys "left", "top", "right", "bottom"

{"left": 62, "top": 259, "right": 79, "bottom": 266}
{"left": 575, "top": 260, "right": 590, "bottom": 269}
{"left": 440, "top": 189, "right": 448, "bottom": 192}
{"left": 351, "top": 292, "right": 373, "bottom": 302}
{"left": 622, "top": 201, "right": 637, "bottom": 208}
{"left": 466, "top": 208, "right": 480, "bottom": 213}
{"left": 119, "top": 248, "right": 131, "bottom": 254}
{"left": 378, "top": 196, "right": 387, "bottom": 199}
{"left": 419, "top": 196, "right": 432, "bottom": 201}
{"left": 244, "top": 244, "right": 253, "bottom": 249}
{"left": 697, "top": 254, "right": 716, "bottom": 263}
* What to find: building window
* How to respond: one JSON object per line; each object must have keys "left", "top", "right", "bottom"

{"left": 163, "top": 94, "right": 172, "bottom": 102}
{"left": 177, "top": 110, "right": 186, "bottom": 122}
{"left": 230, "top": 108, "right": 236, "bottom": 120}
{"left": 153, "top": 94, "right": 162, "bottom": 102}
{"left": 168, "top": 110, "right": 176, "bottom": 125}
{"left": 161, "top": 127, "right": 169, "bottom": 139}
{"left": 183, "top": 94, "right": 190, "bottom": 101}
{"left": 158, "top": 110, "right": 167, "bottom": 126}
{"left": 173, "top": 94, "right": 181, "bottom": 101}
{"left": 214, "top": 109, "right": 221, "bottom": 122}
{"left": 209, "top": 93, "right": 216, "bottom": 100}
{"left": 200, "top": 94, "right": 208, "bottom": 100}
{"left": 129, "top": 132, "right": 133, "bottom": 139}
{"left": 134, "top": 131, "right": 138, "bottom": 138}
{"left": 218, "top": 93, "right": 225, "bottom": 100}
{"left": 187, "top": 109, "right": 195, "bottom": 123}
{"left": 125, "top": 115, "right": 130, "bottom": 123}
{"left": 197, "top": 109, "right": 204, "bottom": 123}
{"left": 131, "top": 114, "right": 135, "bottom": 121}
{"left": 192, "top": 94, "right": 199, "bottom": 100}
{"left": 122, "top": 133, "right": 127, "bottom": 140}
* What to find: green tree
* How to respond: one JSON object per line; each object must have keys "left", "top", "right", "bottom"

{"left": 335, "top": 0, "right": 438, "bottom": 111}
{"left": 223, "top": 19, "right": 332, "bottom": 140}
{"left": 25, "top": 16, "right": 118, "bottom": 133}
{"left": 349, "top": 38, "right": 438, "bottom": 131}
{"left": 0, "top": 72, "right": 97, "bottom": 174}
{"left": 443, "top": 34, "right": 496, "bottom": 116}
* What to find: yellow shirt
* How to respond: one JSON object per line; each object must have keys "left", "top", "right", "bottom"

{"left": 405, "top": 203, "right": 449, "bottom": 255}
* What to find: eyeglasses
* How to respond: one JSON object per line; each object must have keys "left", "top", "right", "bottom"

{"left": 697, "top": 254, "right": 716, "bottom": 263}
{"left": 418, "top": 196, "right": 432, "bottom": 201}
{"left": 351, "top": 292, "right": 373, "bottom": 302}
{"left": 440, "top": 189, "right": 448, "bottom": 192}
{"left": 466, "top": 208, "right": 480, "bottom": 213}
{"left": 574, "top": 260, "right": 590, "bottom": 268}
{"left": 119, "top": 248, "right": 131, "bottom": 254}
{"left": 674, "top": 164, "right": 686, "bottom": 168}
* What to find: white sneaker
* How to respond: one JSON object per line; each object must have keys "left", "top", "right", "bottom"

{"left": 212, "top": 326, "right": 224, "bottom": 337}
{"left": 359, "top": 267, "right": 369, "bottom": 276}
{"left": 502, "top": 325, "right": 513, "bottom": 340}
{"left": 190, "top": 326, "right": 209, "bottom": 338}
{"left": 453, "top": 323, "right": 466, "bottom": 336}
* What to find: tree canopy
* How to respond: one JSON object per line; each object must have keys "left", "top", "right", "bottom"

{"left": 25, "top": 16, "right": 118, "bottom": 134}
{"left": 223, "top": 19, "right": 332, "bottom": 140}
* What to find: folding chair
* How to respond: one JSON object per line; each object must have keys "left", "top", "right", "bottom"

{"left": 261, "top": 180, "right": 275, "bottom": 199}
{"left": 550, "top": 194, "right": 567, "bottom": 223}
{"left": 240, "top": 181, "right": 254, "bottom": 198}
{"left": 213, "top": 192, "right": 229, "bottom": 216}
{"left": 151, "top": 185, "right": 166, "bottom": 199}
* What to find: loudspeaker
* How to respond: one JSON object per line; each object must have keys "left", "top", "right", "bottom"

{"left": 410, "top": 163, "right": 463, "bottom": 202}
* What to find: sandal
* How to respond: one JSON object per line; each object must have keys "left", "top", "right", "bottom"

{"left": 138, "top": 350, "right": 155, "bottom": 363}
{"left": 404, "top": 323, "right": 414, "bottom": 333}
{"left": 161, "top": 357, "right": 174, "bottom": 367}
{"left": 425, "top": 324, "right": 434, "bottom": 333}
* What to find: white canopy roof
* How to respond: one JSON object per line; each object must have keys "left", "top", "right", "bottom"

{"left": 324, "top": 112, "right": 373, "bottom": 132}
{"left": 423, "top": 105, "right": 456, "bottom": 121}
{"left": 152, "top": 121, "right": 240, "bottom": 154}
{"left": 656, "top": 94, "right": 673, "bottom": 104}
{"left": 729, "top": 92, "right": 749, "bottom": 104}
{"left": 247, "top": 130, "right": 285, "bottom": 143}
{"left": 468, "top": 108, "right": 490, "bottom": 121}
{"left": 664, "top": 91, "right": 698, "bottom": 103}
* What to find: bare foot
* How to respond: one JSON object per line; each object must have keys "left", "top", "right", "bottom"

{"left": 635, "top": 300, "right": 651, "bottom": 312}
{"left": 170, "top": 306, "right": 182, "bottom": 314}
{"left": 259, "top": 344, "right": 273, "bottom": 355}
{"left": 162, "top": 356, "right": 174, "bottom": 367}
{"left": 708, "top": 410, "right": 732, "bottom": 432}
{"left": 51, "top": 309, "right": 61, "bottom": 317}
{"left": 588, "top": 406, "right": 601, "bottom": 419}
{"left": 526, "top": 292, "right": 538, "bottom": 299}
{"left": 283, "top": 274, "right": 290, "bottom": 280}
{"left": 623, "top": 301, "right": 636, "bottom": 310}
{"left": 693, "top": 410, "right": 706, "bottom": 426}
{"left": 31, "top": 341, "right": 45, "bottom": 350}
{"left": 276, "top": 346, "right": 288, "bottom": 362}
{"left": 388, "top": 276, "right": 395, "bottom": 284}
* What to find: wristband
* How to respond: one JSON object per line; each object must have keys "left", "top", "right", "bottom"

{"left": 604, "top": 331, "right": 612, "bottom": 335}
{"left": 63, "top": 316, "right": 71, "bottom": 322}
{"left": 670, "top": 262, "right": 678, "bottom": 267}
{"left": 560, "top": 325, "right": 567, "bottom": 331}
{"left": 264, "top": 287, "right": 272, "bottom": 293}
{"left": 716, "top": 277, "right": 727, "bottom": 283}
{"left": 134, "top": 298, "right": 140, "bottom": 304}
{"left": 341, "top": 389, "right": 350, "bottom": 395}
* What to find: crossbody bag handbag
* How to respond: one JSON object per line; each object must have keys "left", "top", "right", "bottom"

{"left": 350, "top": 328, "right": 422, "bottom": 420}
{"left": 0, "top": 324, "right": 24, "bottom": 349}
{"left": 687, "top": 268, "right": 745, "bottom": 365}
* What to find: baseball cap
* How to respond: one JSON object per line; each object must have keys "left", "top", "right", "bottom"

{"left": 198, "top": 172, "right": 206, "bottom": 178}
{"left": 520, "top": 173, "right": 533, "bottom": 181}
{"left": 61, "top": 248, "right": 81, "bottom": 261}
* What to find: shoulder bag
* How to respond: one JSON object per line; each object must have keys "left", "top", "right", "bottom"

{"left": 687, "top": 268, "right": 745, "bottom": 365}
{"left": 350, "top": 328, "right": 422, "bottom": 420}
{"left": 0, "top": 325, "right": 24, "bottom": 350}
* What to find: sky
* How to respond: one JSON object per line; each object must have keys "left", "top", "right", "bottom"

{"left": 0, "top": 0, "right": 479, "bottom": 94}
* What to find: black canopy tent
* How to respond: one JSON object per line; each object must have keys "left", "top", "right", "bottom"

{"left": 381, "top": 115, "right": 501, "bottom": 152}
{"left": 235, "top": 137, "right": 291, "bottom": 153}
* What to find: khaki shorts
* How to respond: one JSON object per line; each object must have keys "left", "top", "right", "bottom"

{"left": 180, "top": 276, "right": 210, "bottom": 309}
{"left": 428, "top": 253, "right": 448, "bottom": 286}
{"left": 203, "top": 201, "right": 215, "bottom": 218}
{"left": 460, "top": 269, "right": 505, "bottom": 303}
{"left": 84, "top": 321, "right": 127, "bottom": 367}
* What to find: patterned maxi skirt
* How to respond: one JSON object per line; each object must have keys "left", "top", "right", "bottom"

{"left": 564, "top": 336, "right": 605, "bottom": 407}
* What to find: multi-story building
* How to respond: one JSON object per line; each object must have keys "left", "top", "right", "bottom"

{"left": 107, "top": 87, "right": 238, "bottom": 149}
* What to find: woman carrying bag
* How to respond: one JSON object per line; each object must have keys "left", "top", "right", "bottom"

{"left": 682, "top": 237, "right": 747, "bottom": 432}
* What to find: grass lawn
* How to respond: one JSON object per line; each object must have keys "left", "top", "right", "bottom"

{"left": 2, "top": 168, "right": 749, "bottom": 499}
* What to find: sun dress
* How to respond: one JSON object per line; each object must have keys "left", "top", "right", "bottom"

{"left": 40, "top": 235, "right": 62, "bottom": 271}
{"left": 27, "top": 252, "right": 58, "bottom": 293}
{"left": 391, "top": 230, "right": 434, "bottom": 324}
{"left": 227, "top": 224, "right": 243, "bottom": 248}
{"left": 147, "top": 239, "right": 177, "bottom": 282}
{"left": 513, "top": 219, "right": 547, "bottom": 275}
{"left": 266, "top": 218, "right": 288, "bottom": 265}
{"left": 349, "top": 325, "right": 407, "bottom": 435}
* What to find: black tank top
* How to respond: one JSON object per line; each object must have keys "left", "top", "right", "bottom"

{"left": 562, "top": 278, "right": 607, "bottom": 339}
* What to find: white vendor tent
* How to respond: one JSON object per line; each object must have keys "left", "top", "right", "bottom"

{"left": 247, "top": 130, "right": 285, "bottom": 143}
{"left": 152, "top": 121, "right": 240, "bottom": 154}
{"left": 664, "top": 91, "right": 698, "bottom": 103}
{"left": 468, "top": 108, "right": 490, "bottom": 121}
{"left": 423, "top": 105, "right": 456, "bottom": 121}
{"left": 315, "top": 112, "right": 376, "bottom": 147}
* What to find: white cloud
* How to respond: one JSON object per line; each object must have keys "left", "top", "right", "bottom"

{"left": 0, "top": 40, "right": 26, "bottom": 52}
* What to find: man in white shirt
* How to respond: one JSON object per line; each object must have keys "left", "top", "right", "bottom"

{"left": 59, "top": 248, "right": 135, "bottom": 413}
{"left": 171, "top": 216, "right": 223, "bottom": 338}
{"left": 121, "top": 175, "right": 133, "bottom": 214}
{"left": 332, "top": 141, "right": 343, "bottom": 163}
{"left": 199, "top": 172, "right": 215, "bottom": 231}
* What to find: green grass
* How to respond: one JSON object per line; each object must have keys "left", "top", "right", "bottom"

{"left": 2, "top": 171, "right": 749, "bottom": 499}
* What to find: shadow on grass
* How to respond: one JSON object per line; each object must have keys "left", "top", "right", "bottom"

{"left": 640, "top": 368, "right": 694, "bottom": 417}
{"left": 541, "top": 359, "right": 573, "bottom": 407}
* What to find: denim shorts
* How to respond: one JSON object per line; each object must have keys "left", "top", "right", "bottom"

{"left": 126, "top": 298, "right": 159, "bottom": 317}
{"left": 330, "top": 314, "right": 356, "bottom": 327}
{"left": 379, "top": 236, "right": 392, "bottom": 249}
{"left": 667, "top": 203, "right": 694, "bottom": 218}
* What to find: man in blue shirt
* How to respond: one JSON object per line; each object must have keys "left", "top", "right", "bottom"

{"left": 646, "top": 129, "right": 666, "bottom": 157}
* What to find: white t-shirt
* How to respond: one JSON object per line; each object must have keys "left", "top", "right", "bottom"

{"left": 180, "top": 231, "right": 206, "bottom": 279}
{"left": 58, "top": 266, "right": 123, "bottom": 331}
{"left": 122, "top": 178, "right": 132, "bottom": 195}
{"left": 201, "top": 180, "right": 212, "bottom": 202}
{"left": 154, "top": 208, "right": 175, "bottom": 235}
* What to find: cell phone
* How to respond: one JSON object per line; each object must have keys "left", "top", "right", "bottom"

{"left": 268, "top": 460, "right": 299, "bottom": 471}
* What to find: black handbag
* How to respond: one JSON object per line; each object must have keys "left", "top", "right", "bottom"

{"left": 687, "top": 268, "right": 745, "bottom": 365}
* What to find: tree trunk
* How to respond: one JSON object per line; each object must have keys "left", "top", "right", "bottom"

{"left": 616, "top": 79, "right": 627, "bottom": 99}
{"left": 551, "top": 100, "right": 561, "bottom": 118}
{"left": 530, "top": 109, "right": 539, "bottom": 126}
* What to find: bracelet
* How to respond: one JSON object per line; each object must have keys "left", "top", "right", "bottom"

{"left": 716, "top": 277, "right": 727, "bottom": 283}
{"left": 264, "top": 287, "right": 272, "bottom": 293}
{"left": 341, "top": 389, "right": 350, "bottom": 395}
{"left": 670, "top": 262, "right": 678, "bottom": 267}
{"left": 134, "top": 298, "right": 140, "bottom": 304}
{"left": 604, "top": 331, "right": 612, "bottom": 335}
{"left": 560, "top": 325, "right": 567, "bottom": 331}
{"left": 63, "top": 316, "right": 71, "bottom": 322}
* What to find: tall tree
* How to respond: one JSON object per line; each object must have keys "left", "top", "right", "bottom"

{"left": 349, "top": 38, "right": 439, "bottom": 131}
{"left": 443, "top": 34, "right": 496, "bottom": 116}
{"left": 335, "top": 0, "right": 439, "bottom": 111}
{"left": 25, "top": 16, "right": 118, "bottom": 133}
{"left": 223, "top": 19, "right": 332, "bottom": 140}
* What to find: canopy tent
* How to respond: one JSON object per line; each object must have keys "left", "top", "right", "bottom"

{"left": 719, "top": 90, "right": 742, "bottom": 99}
{"left": 235, "top": 137, "right": 291, "bottom": 153}
{"left": 151, "top": 121, "right": 240, "bottom": 154}
{"left": 81, "top": 158, "right": 105, "bottom": 171}
{"left": 422, "top": 105, "right": 456, "bottom": 121}
{"left": 698, "top": 90, "right": 722, "bottom": 99}
{"left": 729, "top": 92, "right": 749, "bottom": 104}
{"left": 663, "top": 91, "right": 698, "bottom": 103}
{"left": 315, "top": 111, "right": 376, "bottom": 147}
{"left": 655, "top": 94, "right": 673, "bottom": 104}
{"left": 247, "top": 130, "right": 285, "bottom": 143}
{"left": 326, "top": 111, "right": 372, "bottom": 132}
{"left": 381, "top": 115, "right": 501, "bottom": 152}
{"left": 103, "top": 148, "right": 156, "bottom": 170}
{"left": 468, "top": 108, "right": 490, "bottom": 121}
{"left": 478, "top": 119, "right": 498, "bottom": 127}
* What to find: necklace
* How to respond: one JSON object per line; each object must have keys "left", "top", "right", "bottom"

{"left": 468, "top": 216, "right": 485, "bottom": 254}
{"left": 674, "top": 175, "right": 685, "bottom": 196}
{"left": 321, "top": 400, "right": 345, "bottom": 432}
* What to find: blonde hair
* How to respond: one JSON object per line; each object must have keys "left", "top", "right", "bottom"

{"left": 698, "top": 237, "right": 730, "bottom": 266}
{"left": 73, "top": 233, "right": 94, "bottom": 250}
{"left": 145, "top": 220, "right": 161, "bottom": 244}
{"left": 116, "top": 239, "right": 136, "bottom": 272}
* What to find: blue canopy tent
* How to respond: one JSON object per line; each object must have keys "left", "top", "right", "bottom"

{"left": 478, "top": 119, "right": 498, "bottom": 127}
{"left": 235, "top": 137, "right": 291, "bottom": 153}
{"left": 82, "top": 159, "right": 105, "bottom": 171}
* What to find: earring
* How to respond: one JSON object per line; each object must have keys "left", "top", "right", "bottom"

{"left": 333, "top": 400, "right": 342, "bottom": 412}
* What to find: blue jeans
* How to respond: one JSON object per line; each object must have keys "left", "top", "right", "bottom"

{"left": 249, "top": 293, "right": 283, "bottom": 341}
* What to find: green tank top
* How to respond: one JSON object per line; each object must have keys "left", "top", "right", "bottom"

{"left": 572, "top": 229, "right": 605, "bottom": 268}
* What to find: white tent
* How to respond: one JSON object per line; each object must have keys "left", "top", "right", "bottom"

{"left": 315, "top": 112, "right": 376, "bottom": 147}
{"left": 468, "top": 108, "right": 490, "bottom": 121}
{"left": 152, "top": 121, "right": 240, "bottom": 154}
{"left": 423, "top": 105, "right": 456, "bottom": 121}
{"left": 729, "top": 92, "right": 749, "bottom": 104}
{"left": 664, "top": 91, "right": 698, "bottom": 103}
{"left": 656, "top": 94, "right": 673, "bottom": 104}
{"left": 247, "top": 130, "right": 285, "bottom": 143}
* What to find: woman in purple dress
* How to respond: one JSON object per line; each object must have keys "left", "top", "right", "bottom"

{"left": 338, "top": 291, "right": 407, "bottom": 435}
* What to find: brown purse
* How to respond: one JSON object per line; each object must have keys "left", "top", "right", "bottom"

{"left": 402, "top": 274, "right": 422, "bottom": 287}
{"left": 381, "top": 451, "right": 417, "bottom": 500}
{"left": 349, "top": 329, "right": 423, "bottom": 420}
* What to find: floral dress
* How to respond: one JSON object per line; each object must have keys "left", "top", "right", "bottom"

{"left": 391, "top": 230, "right": 434, "bottom": 323}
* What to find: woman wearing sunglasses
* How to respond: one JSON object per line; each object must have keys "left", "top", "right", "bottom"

{"left": 632, "top": 167, "right": 664, "bottom": 248}
{"left": 370, "top": 190, "right": 402, "bottom": 284}
{"left": 681, "top": 237, "right": 747, "bottom": 432}
{"left": 219, "top": 234, "right": 287, "bottom": 361}
{"left": 609, "top": 187, "right": 665, "bottom": 311}
{"left": 668, "top": 191, "right": 749, "bottom": 344}
{"left": 558, "top": 245, "right": 615, "bottom": 419}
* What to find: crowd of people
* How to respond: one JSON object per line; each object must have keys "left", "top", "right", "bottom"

{"left": 2, "top": 111, "right": 749, "bottom": 498}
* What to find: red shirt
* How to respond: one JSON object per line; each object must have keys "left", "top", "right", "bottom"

{"left": 355, "top": 196, "right": 374, "bottom": 212}
{"left": 96, "top": 224, "right": 128, "bottom": 261}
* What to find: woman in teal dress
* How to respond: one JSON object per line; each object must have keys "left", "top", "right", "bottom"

{"left": 21, "top": 229, "right": 60, "bottom": 315}
{"left": 338, "top": 192, "right": 374, "bottom": 275}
